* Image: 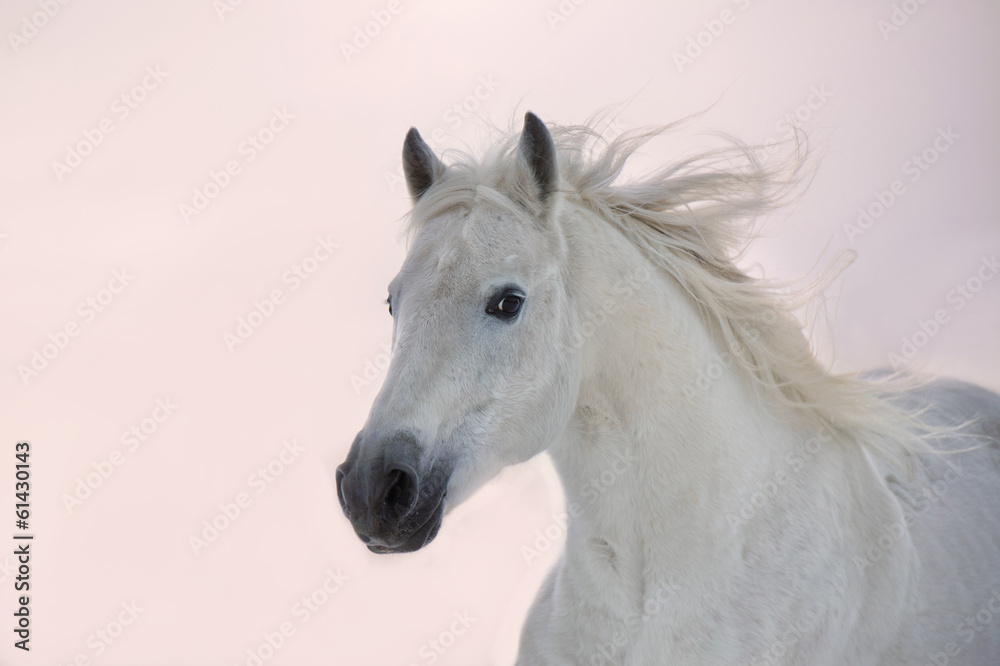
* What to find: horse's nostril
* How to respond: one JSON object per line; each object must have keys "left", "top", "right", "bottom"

{"left": 382, "top": 464, "right": 419, "bottom": 519}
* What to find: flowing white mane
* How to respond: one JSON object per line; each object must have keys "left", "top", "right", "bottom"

{"left": 405, "top": 118, "right": 938, "bottom": 468}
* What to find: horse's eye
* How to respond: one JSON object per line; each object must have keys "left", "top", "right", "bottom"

{"left": 386, "top": 296, "right": 393, "bottom": 316}
{"left": 487, "top": 291, "right": 524, "bottom": 320}
{"left": 498, "top": 296, "right": 521, "bottom": 315}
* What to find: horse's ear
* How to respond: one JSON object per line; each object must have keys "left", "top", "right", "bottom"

{"left": 402, "top": 128, "right": 444, "bottom": 201}
{"left": 517, "top": 112, "right": 558, "bottom": 204}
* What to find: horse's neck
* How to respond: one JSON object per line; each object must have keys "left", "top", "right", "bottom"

{"left": 553, "top": 207, "right": 797, "bottom": 572}
{"left": 549, "top": 283, "right": 806, "bottom": 581}
{"left": 548, "top": 206, "right": 913, "bottom": 634}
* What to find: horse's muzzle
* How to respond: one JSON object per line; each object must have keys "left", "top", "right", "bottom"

{"left": 336, "top": 431, "right": 450, "bottom": 553}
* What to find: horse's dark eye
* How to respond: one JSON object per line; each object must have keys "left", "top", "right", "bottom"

{"left": 386, "top": 296, "right": 393, "bottom": 316}
{"left": 487, "top": 290, "right": 524, "bottom": 320}
{"left": 498, "top": 296, "right": 521, "bottom": 315}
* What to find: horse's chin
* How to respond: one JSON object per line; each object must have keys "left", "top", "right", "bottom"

{"left": 366, "top": 491, "right": 447, "bottom": 554}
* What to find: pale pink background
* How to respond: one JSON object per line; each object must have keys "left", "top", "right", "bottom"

{"left": 1, "top": 1, "right": 998, "bottom": 664}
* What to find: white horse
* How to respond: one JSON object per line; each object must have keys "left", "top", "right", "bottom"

{"left": 336, "top": 112, "right": 1000, "bottom": 665}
